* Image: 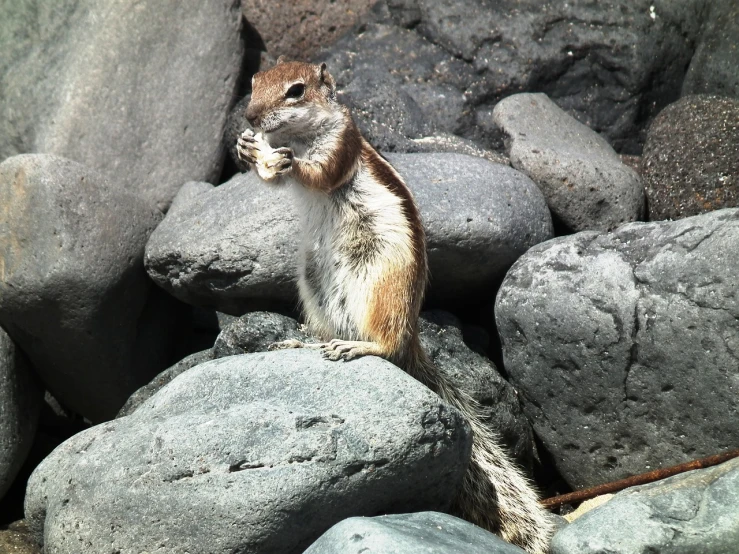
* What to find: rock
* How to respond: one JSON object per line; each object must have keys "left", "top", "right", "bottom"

{"left": 318, "top": 0, "right": 708, "bottom": 154}
{"left": 551, "top": 457, "right": 739, "bottom": 554}
{"left": 146, "top": 153, "right": 552, "bottom": 311}
{"left": 0, "top": 328, "right": 42, "bottom": 501}
{"left": 304, "top": 511, "right": 527, "bottom": 553}
{"left": 419, "top": 311, "right": 535, "bottom": 470}
{"left": 0, "top": 154, "right": 177, "bottom": 422}
{"left": 116, "top": 350, "right": 214, "bottom": 418}
{"left": 0, "top": 521, "right": 41, "bottom": 554}
{"left": 0, "top": 0, "right": 244, "bottom": 210}
{"left": 495, "top": 208, "right": 739, "bottom": 489}
{"left": 643, "top": 95, "right": 738, "bottom": 221}
{"left": 494, "top": 93, "right": 645, "bottom": 232}
{"left": 243, "top": 0, "right": 377, "bottom": 61}
{"left": 213, "top": 312, "right": 310, "bottom": 358}
{"left": 144, "top": 175, "right": 299, "bottom": 314}
{"left": 682, "top": 0, "right": 739, "bottom": 99}
{"left": 26, "top": 350, "right": 471, "bottom": 554}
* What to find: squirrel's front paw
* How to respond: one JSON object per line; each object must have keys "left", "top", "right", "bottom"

{"left": 258, "top": 147, "right": 293, "bottom": 181}
{"left": 236, "top": 129, "right": 259, "bottom": 165}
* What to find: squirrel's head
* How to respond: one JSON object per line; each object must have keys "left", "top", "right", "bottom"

{"left": 246, "top": 58, "right": 338, "bottom": 136}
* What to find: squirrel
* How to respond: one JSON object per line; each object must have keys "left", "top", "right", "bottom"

{"left": 236, "top": 58, "right": 553, "bottom": 554}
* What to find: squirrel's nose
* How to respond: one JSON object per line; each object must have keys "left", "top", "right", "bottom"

{"left": 245, "top": 105, "right": 259, "bottom": 128}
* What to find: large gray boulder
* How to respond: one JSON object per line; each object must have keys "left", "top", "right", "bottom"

{"left": 122, "top": 310, "right": 536, "bottom": 469}
{"left": 643, "top": 95, "right": 738, "bottom": 221}
{"left": 26, "top": 350, "right": 471, "bottom": 554}
{"left": 0, "top": 154, "right": 177, "bottom": 422}
{"left": 0, "top": 327, "right": 42, "bottom": 501}
{"left": 552, "top": 457, "right": 739, "bottom": 554}
{"left": 495, "top": 208, "right": 739, "bottom": 489}
{"left": 494, "top": 93, "right": 645, "bottom": 232}
{"left": 0, "top": 0, "right": 244, "bottom": 210}
{"left": 304, "top": 512, "right": 527, "bottom": 554}
{"left": 145, "top": 153, "right": 553, "bottom": 312}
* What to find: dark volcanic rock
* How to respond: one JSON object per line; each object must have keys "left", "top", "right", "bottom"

{"left": 304, "top": 512, "right": 527, "bottom": 554}
{"left": 0, "top": 154, "right": 176, "bottom": 422}
{"left": 496, "top": 208, "right": 739, "bottom": 489}
{"left": 0, "top": 0, "right": 244, "bottom": 210}
{"left": 0, "top": 328, "right": 42, "bottom": 501}
{"left": 146, "top": 153, "right": 552, "bottom": 311}
{"left": 213, "top": 312, "right": 311, "bottom": 358}
{"left": 682, "top": 0, "right": 739, "bottom": 99}
{"left": 494, "top": 93, "right": 645, "bottom": 231}
{"left": 242, "top": 0, "right": 377, "bottom": 61}
{"left": 26, "top": 351, "right": 471, "bottom": 554}
{"left": 643, "top": 95, "right": 738, "bottom": 221}
{"left": 318, "top": 0, "right": 708, "bottom": 154}
{"left": 552, "top": 458, "right": 739, "bottom": 554}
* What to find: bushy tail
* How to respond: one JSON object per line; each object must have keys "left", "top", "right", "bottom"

{"left": 407, "top": 347, "right": 553, "bottom": 554}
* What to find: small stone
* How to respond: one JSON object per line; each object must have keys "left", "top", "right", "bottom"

{"left": 304, "top": 511, "right": 527, "bottom": 553}
{"left": 494, "top": 93, "right": 645, "bottom": 232}
{"left": 643, "top": 95, "right": 738, "bottom": 221}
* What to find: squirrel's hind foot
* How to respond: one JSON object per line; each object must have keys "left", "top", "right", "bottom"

{"left": 320, "top": 340, "right": 384, "bottom": 361}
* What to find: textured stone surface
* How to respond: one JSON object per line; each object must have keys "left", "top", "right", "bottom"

{"left": 318, "top": 0, "right": 708, "bottom": 154}
{"left": 304, "top": 512, "right": 527, "bottom": 554}
{"left": 0, "top": 0, "right": 244, "bottom": 210}
{"left": 682, "top": 0, "right": 739, "bottom": 99}
{"left": 494, "top": 93, "right": 645, "bottom": 232}
{"left": 0, "top": 521, "right": 41, "bottom": 554}
{"left": 552, "top": 458, "right": 739, "bottom": 554}
{"left": 146, "top": 153, "right": 552, "bottom": 312}
{"left": 643, "top": 95, "right": 738, "bottom": 221}
{"left": 116, "top": 350, "right": 214, "bottom": 419}
{"left": 26, "top": 351, "right": 471, "bottom": 554}
{"left": 243, "top": 0, "right": 377, "bottom": 61}
{"left": 124, "top": 310, "right": 536, "bottom": 469}
{"left": 0, "top": 154, "right": 176, "bottom": 422}
{"left": 496, "top": 208, "right": 739, "bottom": 489}
{"left": 0, "top": 328, "right": 42, "bottom": 501}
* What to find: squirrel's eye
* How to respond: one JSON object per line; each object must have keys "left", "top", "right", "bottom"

{"left": 285, "top": 83, "right": 305, "bottom": 99}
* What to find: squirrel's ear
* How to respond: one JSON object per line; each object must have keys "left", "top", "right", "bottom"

{"left": 276, "top": 55, "right": 288, "bottom": 65}
{"left": 319, "top": 62, "right": 336, "bottom": 97}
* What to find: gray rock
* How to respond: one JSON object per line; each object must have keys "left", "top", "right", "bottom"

{"left": 146, "top": 153, "right": 553, "bottom": 312}
{"left": 144, "top": 174, "right": 300, "bottom": 314}
{"left": 495, "top": 208, "right": 739, "bottom": 489}
{"left": 682, "top": 0, "right": 739, "bottom": 99}
{"left": 116, "top": 349, "right": 214, "bottom": 418}
{"left": 0, "top": 154, "right": 175, "bottom": 422}
{"left": 0, "top": 0, "right": 244, "bottom": 210}
{"left": 26, "top": 350, "right": 471, "bottom": 554}
{"left": 0, "top": 327, "right": 42, "bottom": 500}
{"left": 320, "top": 0, "right": 707, "bottom": 154}
{"left": 213, "top": 312, "right": 311, "bottom": 358}
{"left": 304, "top": 511, "right": 527, "bottom": 554}
{"left": 494, "top": 93, "right": 645, "bottom": 232}
{"left": 552, "top": 457, "right": 739, "bottom": 554}
{"left": 643, "top": 95, "right": 738, "bottom": 221}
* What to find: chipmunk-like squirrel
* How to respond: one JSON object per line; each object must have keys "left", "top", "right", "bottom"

{"left": 236, "top": 58, "right": 553, "bottom": 554}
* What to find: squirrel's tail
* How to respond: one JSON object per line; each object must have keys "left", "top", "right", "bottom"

{"left": 406, "top": 345, "right": 553, "bottom": 554}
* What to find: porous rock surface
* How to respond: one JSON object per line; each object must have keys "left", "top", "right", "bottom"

{"left": 304, "top": 511, "right": 527, "bottom": 554}
{"left": 120, "top": 310, "right": 536, "bottom": 469}
{"left": 496, "top": 208, "right": 739, "bottom": 489}
{"left": 0, "top": 0, "right": 244, "bottom": 210}
{"left": 26, "top": 350, "right": 471, "bottom": 554}
{"left": 643, "top": 95, "right": 738, "bottom": 221}
{"left": 0, "top": 154, "right": 178, "bottom": 422}
{"left": 552, "top": 457, "right": 739, "bottom": 554}
{"left": 146, "top": 153, "right": 552, "bottom": 311}
{"left": 318, "top": 0, "right": 708, "bottom": 154}
{"left": 0, "top": 328, "right": 42, "bottom": 501}
{"left": 494, "top": 93, "right": 645, "bottom": 232}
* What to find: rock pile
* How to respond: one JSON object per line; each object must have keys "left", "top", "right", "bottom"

{"left": 0, "top": 0, "right": 736, "bottom": 553}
